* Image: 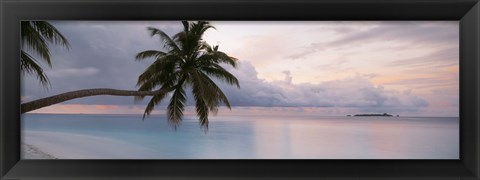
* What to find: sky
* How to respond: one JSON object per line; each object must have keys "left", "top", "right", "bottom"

{"left": 21, "top": 21, "right": 459, "bottom": 117}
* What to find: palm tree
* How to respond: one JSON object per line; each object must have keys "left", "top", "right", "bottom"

{"left": 21, "top": 21, "right": 70, "bottom": 87}
{"left": 21, "top": 21, "right": 240, "bottom": 130}
{"left": 19, "top": 22, "right": 172, "bottom": 113}
{"left": 135, "top": 21, "right": 240, "bottom": 129}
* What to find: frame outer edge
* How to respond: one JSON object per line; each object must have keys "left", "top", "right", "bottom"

{"left": 1, "top": 1, "right": 20, "bottom": 179}
{"left": 477, "top": 2, "right": 480, "bottom": 178}
{"left": 473, "top": 2, "right": 480, "bottom": 179}
{"left": 1, "top": 0, "right": 479, "bottom": 179}
{"left": 474, "top": 2, "right": 480, "bottom": 178}
{"left": 461, "top": 1, "right": 480, "bottom": 179}
{"left": 0, "top": 0, "right": 4, "bottom": 178}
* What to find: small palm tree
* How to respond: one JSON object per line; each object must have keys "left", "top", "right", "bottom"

{"left": 21, "top": 21, "right": 70, "bottom": 87}
{"left": 135, "top": 21, "right": 240, "bottom": 129}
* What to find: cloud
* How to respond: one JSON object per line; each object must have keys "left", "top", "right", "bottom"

{"left": 333, "top": 22, "right": 456, "bottom": 46}
{"left": 214, "top": 61, "right": 429, "bottom": 113}
{"left": 282, "top": 70, "right": 292, "bottom": 84}
{"left": 288, "top": 21, "right": 458, "bottom": 60}
{"left": 388, "top": 47, "right": 458, "bottom": 68}
{"left": 49, "top": 67, "right": 100, "bottom": 78}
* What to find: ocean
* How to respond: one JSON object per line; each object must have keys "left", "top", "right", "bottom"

{"left": 21, "top": 113, "right": 459, "bottom": 159}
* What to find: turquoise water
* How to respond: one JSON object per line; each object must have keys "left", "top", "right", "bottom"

{"left": 21, "top": 113, "right": 459, "bottom": 159}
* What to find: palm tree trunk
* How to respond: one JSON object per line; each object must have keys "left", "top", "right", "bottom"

{"left": 21, "top": 88, "right": 174, "bottom": 114}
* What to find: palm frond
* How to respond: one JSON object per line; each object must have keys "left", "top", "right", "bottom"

{"left": 31, "top": 21, "right": 70, "bottom": 49}
{"left": 201, "top": 65, "right": 240, "bottom": 88}
{"left": 167, "top": 87, "right": 186, "bottom": 129}
{"left": 197, "top": 71, "right": 232, "bottom": 109}
{"left": 198, "top": 52, "right": 238, "bottom": 68}
{"left": 201, "top": 43, "right": 213, "bottom": 53}
{"left": 135, "top": 50, "right": 167, "bottom": 61}
{"left": 20, "top": 21, "right": 69, "bottom": 88}
{"left": 190, "top": 73, "right": 210, "bottom": 129}
{"left": 135, "top": 72, "right": 178, "bottom": 102}
{"left": 190, "top": 21, "right": 215, "bottom": 38}
{"left": 21, "top": 21, "right": 70, "bottom": 67}
{"left": 172, "top": 31, "right": 187, "bottom": 52}
{"left": 197, "top": 44, "right": 237, "bottom": 68}
{"left": 136, "top": 55, "right": 180, "bottom": 87}
{"left": 214, "top": 51, "right": 238, "bottom": 67}
{"left": 182, "top": 21, "right": 189, "bottom": 32}
{"left": 21, "top": 22, "right": 52, "bottom": 66}
{"left": 135, "top": 56, "right": 179, "bottom": 102}
{"left": 20, "top": 51, "right": 50, "bottom": 87}
{"left": 195, "top": 96, "right": 209, "bottom": 130}
{"left": 147, "top": 27, "right": 181, "bottom": 53}
{"left": 195, "top": 70, "right": 218, "bottom": 110}
{"left": 142, "top": 91, "right": 170, "bottom": 120}
{"left": 175, "top": 21, "right": 215, "bottom": 59}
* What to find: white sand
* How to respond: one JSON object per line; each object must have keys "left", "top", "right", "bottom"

{"left": 22, "top": 131, "right": 159, "bottom": 159}
{"left": 22, "top": 142, "right": 56, "bottom": 159}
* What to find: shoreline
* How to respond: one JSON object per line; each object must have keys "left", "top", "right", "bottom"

{"left": 22, "top": 142, "right": 56, "bottom": 159}
{"left": 22, "top": 130, "right": 159, "bottom": 159}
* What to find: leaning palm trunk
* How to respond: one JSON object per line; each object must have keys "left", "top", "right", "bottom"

{"left": 21, "top": 88, "right": 173, "bottom": 113}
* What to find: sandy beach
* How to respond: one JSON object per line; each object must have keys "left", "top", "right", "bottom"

{"left": 22, "top": 131, "right": 159, "bottom": 159}
{"left": 22, "top": 142, "right": 56, "bottom": 159}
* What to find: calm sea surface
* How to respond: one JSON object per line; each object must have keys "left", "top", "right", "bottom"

{"left": 21, "top": 114, "right": 459, "bottom": 159}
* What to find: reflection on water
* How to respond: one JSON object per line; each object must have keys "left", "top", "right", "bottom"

{"left": 22, "top": 114, "right": 459, "bottom": 159}
{"left": 249, "top": 117, "right": 458, "bottom": 159}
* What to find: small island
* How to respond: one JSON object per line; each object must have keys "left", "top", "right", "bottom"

{"left": 353, "top": 113, "right": 393, "bottom": 117}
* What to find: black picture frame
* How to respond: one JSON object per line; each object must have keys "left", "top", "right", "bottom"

{"left": 1, "top": 0, "right": 479, "bottom": 179}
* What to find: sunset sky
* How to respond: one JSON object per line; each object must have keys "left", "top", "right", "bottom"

{"left": 21, "top": 21, "right": 459, "bottom": 117}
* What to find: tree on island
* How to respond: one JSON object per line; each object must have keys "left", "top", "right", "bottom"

{"left": 21, "top": 21, "right": 240, "bottom": 129}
